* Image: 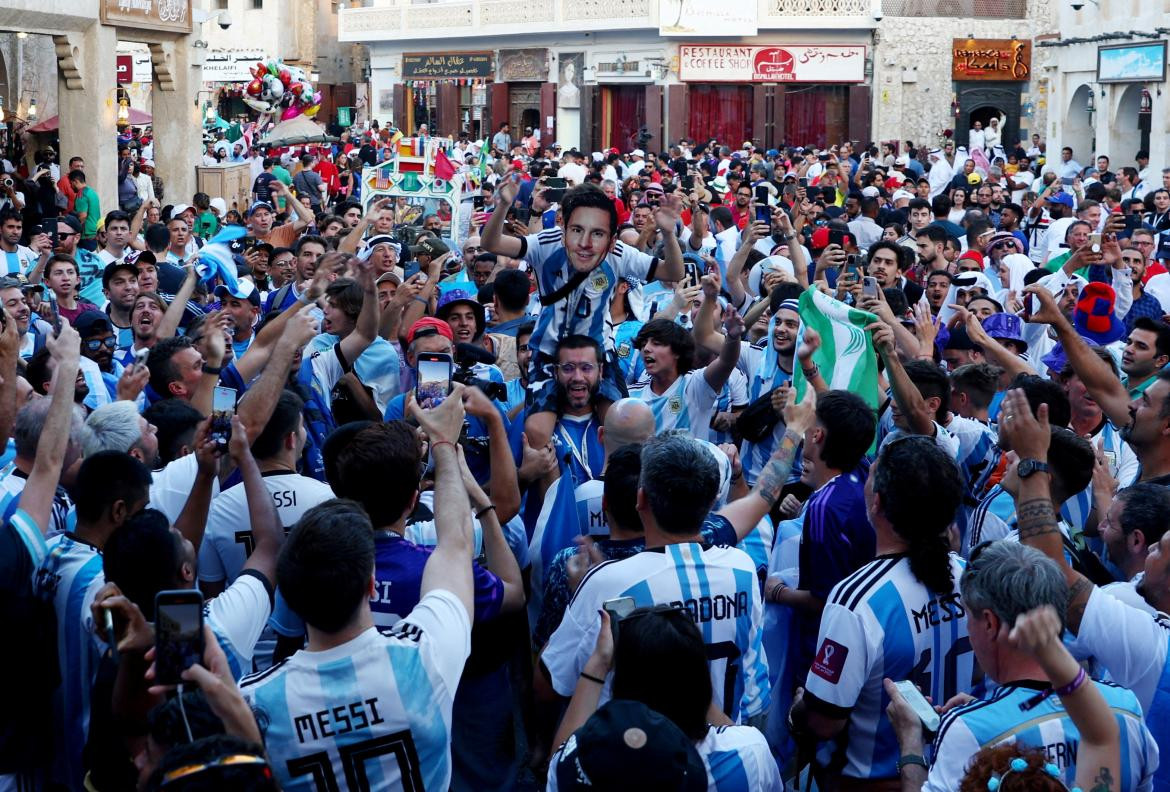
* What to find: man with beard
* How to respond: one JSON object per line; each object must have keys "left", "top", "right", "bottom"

{"left": 924, "top": 270, "right": 953, "bottom": 316}
{"left": 263, "top": 235, "right": 327, "bottom": 315}
{"left": 73, "top": 311, "right": 146, "bottom": 406}
{"left": 101, "top": 261, "right": 138, "bottom": 349}
{"left": 481, "top": 181, "right": 684, "bottom": 453}
{"left": 1024, "top": 285, "right": 1170, "bottom": 485}
{"left": 0, "top": 208, "right": 46, "bottom": 276}
{"left": 243, "top": 179, "right": 315, "bottom": 250}
{"left": 214, "top": 280, "right": 261, "bottom": 360}
{"left": 0, "top": 277, "right": 49, "bottom": 360}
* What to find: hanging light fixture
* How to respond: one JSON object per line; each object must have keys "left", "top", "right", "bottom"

{"left": 951, "top": 95, "right": 961, "bottom": 117}
{"left": 1140, "top": 86, "right": 1152, "bottom": 115}
{"left": 26, "top": 95, "right": 36, "bottom": 120}
{"left": 117, "top": 98, "right": 130, "bottom": 125}
{"left": 205, "top": 103, "right": 216, "bottom": 122}
{"left": 1085, "top": 87, "right": 1095, "bottom": 113}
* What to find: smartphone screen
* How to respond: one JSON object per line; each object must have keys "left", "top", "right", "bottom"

{"left": 1061, "top": 176, "right": 1075, "bottom": 186}
{"left": 828, "top": 228, "right": 846, "bottom": 248}
{"left": 545, "top": 177, "right": 567, "bottom": 189}
{"left": 545, "top": 188, "right": 566, "bottom": 204}
{"left": 603, "top": 595, "right": 637, "bottom": 642}
{"left": 472, "top": 195, "right": 485, "bottom": 210}
{"left": 683, "top": 261, "right": 699, "bottom": 287}
{"left": 154, "top": 591, "right": 204, "bottom": 686}
{"left": 681, "top": 174, "right": 695, "bottom": 191}
{"left": 210, "top": 386, "right": 236, "bottom": 451}
{"left": 415, "top": 352, "right": 453, "bottom": 409}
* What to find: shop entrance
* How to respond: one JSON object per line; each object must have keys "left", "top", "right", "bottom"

{"left": 956, "top": 82, "right": 1021, "bottom": 154}
{"left": 509, "top": 83, "right": 541, "bottom": 140}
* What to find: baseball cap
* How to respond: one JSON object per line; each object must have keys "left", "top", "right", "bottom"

{"left": 101, "top": 260, "right": 139, "bottom": 289}
{"left": 59, "top": 215, "right": 83, "bottom": 235}
{"left": 1048, "top": 191, "right": 1075, "bottom": 208}
{"left": 410, "top": 236, "right": 449, "bottom": 258}
{"left": 552, "top": 700, "right": 707, "bottom": 792}
{"left": 895, "top": 155, "right": 910, "bottom": 166}
{"left": 214, "top": 279, "right": 262, "bottom": 307}
{"left": 631, "top": 149, "right": 645, "bottom": 158}
{"left": 376, "top": 267, "right": 405, "bottom": 286}
{"left": 209, "top": 197, "right": 228, "bottom": 215}
{"left": 891, "top": 188, "right": 915, "bottom": 203}
{"left": 435, "top": 288, "right": 486, "bottom": 330}
{"left": 861, "top": 185, "right": 880, "bottom": 198}
{"left": 73, "top": 310, "right": 112, "bottom": 338}
{"left": 247, "top": 201, "right": 275, "bottom": 216}
{"left": 406, "top": 316, "right": 454, "bottom": 345}
{"left": 171, "top": 203, "right": 192, "bottom": 218}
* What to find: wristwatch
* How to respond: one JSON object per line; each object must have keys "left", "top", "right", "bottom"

{"left": 1016, "top": 459, "right": 1050, "bottom": 479}
{"left": 897, "top": 755, "right": 928, "bottom": 774}
{"left": 201, "top": 364, "right": 223, "bottom": 376}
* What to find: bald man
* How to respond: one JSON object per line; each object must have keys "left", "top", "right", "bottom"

{"left": 598, "top": 397, "right": 655, "bottom": 460}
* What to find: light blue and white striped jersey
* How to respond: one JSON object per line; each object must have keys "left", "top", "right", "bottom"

{"left": 520, "top": 229, "right": 657, "bottom": 357}
{"left": 736, "top": 337, "right": 799, "bottom": 486}
{"left": 240, "top": 589, "right": 471, "bottom": 792}
{"left": 945, "top": 414, "right": 998, "bottom": 487}
{"left": 923, "top": 678, "right": 1158, "bottom": 792}
{"left": 1061, "top": 421, "right": 1139, "bottom": 536}
{"left": 709, "top": 368, "right": 749, "bottom": 445}
{"left": 628, "top": 369, "right": 719, "bottom": 434}
{"left": 804, "top": 554, "right": 976, "bottom": 781}
{"left": 34, "top": 533, "right": 106, "bottom": 790}
{"left": 611, "top": 319, "right": 645, "bottom": 385}
{"left": 542, "top": 543, "right": 771, "bottom": 722}
{"left": 0, "top": 463, "right": 75, "bottom": 537}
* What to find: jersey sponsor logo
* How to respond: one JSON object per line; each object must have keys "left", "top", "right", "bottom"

{"left": 617, "top": 341, "right": 631, "bottom": 359}
{"left": 911, "top": 592, "right": 966, "bottom": 634}
{"left": 811, "top": 637, "right": 849, "bottom": 684}
{"left": 668, "top": 395, "right": 683, "bottom": 414}
{"left": 293, "top": 697, "right": 385, "bottom": 744}
{"left": 589, "top": 271, "right": 610, "bottom": 291}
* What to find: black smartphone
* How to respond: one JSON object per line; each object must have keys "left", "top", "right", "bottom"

{"left": 844, "top": 255, "right": 860, "bottom": 278}
{"left": 545, "top": 188, "right": 566, "bottom": 204}
{"left": 828, "top": 228, "right": 846, "bottom": 248}
{"left": 209, "top": 386, "right": 236, "bottom": 452}
{"left": 755, "top": 186, "right": 771, "bottom": 223}
{"left": 545, "top": 177, "right": 567, "bottom": 189}
{"left": 154, "top": 590, "right": 204, "bottom": 686}
{"left": 603, "top": 596, "right": 636, "bottom": 643}
{"left": 683, "top": 260, "right": 700, "bottom": 287}
{"left": 681, "top": 174, "right": 695, "bottom": 191}
{"left": 821, "top": 187, "right": 837, "bottom": 205}
{"left": 472, "top": 195, "right": 485, "bottom": 211}
{"left": 798, "top": 177, "right": 809, "bottom": 187}
{"left": 42, "top": 220, "right": 58, "bottom": 249}
{"left": 415, "top": 352, "right": 454, "bottom": 409}
{"left": 1124, "top": 213, "right": 1143, "bottom": 232}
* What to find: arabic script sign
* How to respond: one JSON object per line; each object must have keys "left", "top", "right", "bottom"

{"left": 678, "top": 45, "right": 866, "bottom": 83}
{"left": 402, "top": 52, "right": 493, "bottom": 80}
{"left": 101, "top": 0, "right": 192, "bottom": 33}
{"left": 951, "top": 39, "right": 1031, "bottom": 81}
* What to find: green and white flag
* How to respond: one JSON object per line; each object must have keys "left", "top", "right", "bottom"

{"left": 792, "top": 286, "right": 880, "bottom": 411}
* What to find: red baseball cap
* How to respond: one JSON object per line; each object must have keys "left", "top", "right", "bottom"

{"left": 406, "top": 317, "right": 454, "bottom": 345}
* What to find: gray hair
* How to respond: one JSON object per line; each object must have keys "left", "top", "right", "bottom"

{"left": 961, "top": 541, "right": 1067, "bottom": 630}
{"left": 601, "top": 179, "right": 617, "bottom": 189}
{"left": 639, "top": 434, "right": 719, "bottom": 536}
{"left": 14, "top": 399, "right": 85, "bottom": 459}
{"left": 82, "top": 400, "right": 144, "bottom": 458}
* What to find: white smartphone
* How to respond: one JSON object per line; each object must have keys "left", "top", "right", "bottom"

{"left": 862, "top": 276, "right": 881, "bottom": 299}
{"left": 133, "top": 347, "right": 150, "bottom": 371}
{"left": 893, "top": 680, "right": 940, "bottom": 733}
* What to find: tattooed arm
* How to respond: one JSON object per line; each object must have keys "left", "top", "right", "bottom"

{"left": 1009, "top": 606, "right": 1120, "bottom": 792}
{"left": 997, "top": 388, "right": 1096, "bottom": 633}
{"left": 716, "top": 384, "right": 817, "bottom": 541}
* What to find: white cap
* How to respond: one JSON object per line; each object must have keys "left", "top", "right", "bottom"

{"left": 376, "top": 266, "right": 405, "bottom": 285}
{"left": 895, "top": 155, "right": 909, "bottom": 166}
{"left": 891, "top": 188, "right": 915, "bottom": 203}
{"left": 171, "top": 203, "right": 191, "bottom": 218}
{"left": 592, "top": 152, "right": 604, "bottom": 162}
{"left": 209, "top": 197, "right": 227, "bottom": 215}
{"left": 748, "top": 255, "right": 795, "bottom": 297}
{"left": 861, "top": 186, "right": 880, "bottom": 198}
{"left": 631, "top": 149, "right": 645, "bottom": 158}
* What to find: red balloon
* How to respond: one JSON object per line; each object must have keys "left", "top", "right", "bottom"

{"left": 246, "top": 79, "right": 263, "bottom": 96}
{"left": 279, "top": 69, "right": 291, "bottom": 87}
{"left": 289, "top": 82, "right": 305, "bottom": 96}
{"left": 252, "top": 62, "right": 266, "bottom": 79}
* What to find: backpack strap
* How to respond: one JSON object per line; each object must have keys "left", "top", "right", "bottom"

{"left": 540, "top": 267, "right": 593, "bottom": 307}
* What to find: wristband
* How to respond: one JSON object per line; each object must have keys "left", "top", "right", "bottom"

{"left": 475, "top": 504, "right": 496, "bottom": 520}
{"left": 580, "top": 671, "right": 606, "bottom": 685}
{"left": 201, "top": 364, "right": 223, "bottom": 375}
{"left": 783, "top": 427, "right": 803, "bottom": 446}
{"left": 296, "top": 292, "right": 314, "bottom": 305}
{"left": 897, "top": 755, "right": 928, "bottom": 774}
{"left": 413, "top": 296, "right": 428, "bottom": 305}
{"left": 768, "top": 581, "right": 787, "bottom": 604}
{"left": 431, "top": 439, "right": 458, "bottom": 455}
{"left": 1054, "top": 667, "right": 1087, "bottom": 698}
{"left": 802, "top": 364, "right": 819, "bottom": 378}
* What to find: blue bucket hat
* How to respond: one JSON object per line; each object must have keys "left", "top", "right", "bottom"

{"left": 435, "top": 288, "right": 485, "bottom": 335}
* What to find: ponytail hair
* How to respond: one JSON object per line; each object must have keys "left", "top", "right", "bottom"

{"left": 872, "top": 436, "right": 962, "bottom": 594}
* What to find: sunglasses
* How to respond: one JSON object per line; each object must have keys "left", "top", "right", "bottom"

{"left": 84, "top": 337, "right": 117, "bottom": 351}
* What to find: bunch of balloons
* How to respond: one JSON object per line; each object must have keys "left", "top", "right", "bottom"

{"left": 241, "top": 60, "right": 322, "bottom": 122}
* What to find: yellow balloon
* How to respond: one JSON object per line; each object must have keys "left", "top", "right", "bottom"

{"left": 303, "top": 104, "right": 320, "bottom": 118}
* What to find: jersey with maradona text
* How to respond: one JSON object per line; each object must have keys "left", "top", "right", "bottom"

{"left": 519, "top": 229, "right": 657, "bottom": 357}
{"left": 240, "top": 589, "right": 471, "bottom": 792}
{"left": 803, "top": 553, "right": 976, "bottom": 781}
{"left": 542, "top": 542, "right": 770, "bottom": 722}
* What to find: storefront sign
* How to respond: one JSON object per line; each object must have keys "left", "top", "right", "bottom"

{"left": 1097, "top": 41, "right": 1166, "bottom": 83}
{"left": 100, "top": 0, "right": 192, "bottom": 33}
{"left": 498, "top": 49, "right": 549, "bottom": 83}
{"left": 116, "top": 49, "right": 153, "bottom": 83}
{"left": 660, "top": 1, "right": 757, "bottom": 36}
{"left": 201, "top": 49, "right": 269, "bottom": 83}
{"left": 116, "top": 55, "right": 133, "bottom": 84}
{"left": 951, "top": 39, "right": 1032, "bottom": 81}
{"left": 678, "top": 45, "right": 866, "bottom": 83}
{"left": 402, "top": 52, "right": 493, "bottom": 80}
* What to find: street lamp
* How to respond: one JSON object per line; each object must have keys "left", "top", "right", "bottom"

{"left": 25, "top": 94, "right": 36, "bottom": 120}
{"left": 1085, "top": 87, "right": 1095, "bottom": 114}
{"left": 118, "top": 98, "right": 130, "bottom": 126}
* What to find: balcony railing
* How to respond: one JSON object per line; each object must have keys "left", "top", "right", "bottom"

{"left": 339, "top": 0, "right": 878, "bottom": 41}
{"left": 881, "top": 0, "right": 1027, "bottom": 17}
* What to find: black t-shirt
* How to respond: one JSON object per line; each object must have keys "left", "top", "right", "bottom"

{"left": 252, "top": 172, "right": 277, "bottom": 204}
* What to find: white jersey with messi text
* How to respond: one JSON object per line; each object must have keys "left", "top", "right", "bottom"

{"left": 240, "top": 589, "right": 471, "bottom": 792}
{"left": 923, "top": 678, "right": 1158, "bottom": 792}
{"left": 803, "top": 553, "right": 976, "bottom": 780}
{"left": 542, "top": 543, "right": 771, "bottom": 722}
{"left": 197, "top": 471, "right": 336, "bottom": 586}
{"left": 519, "top": 228, "right": 657, "bottom": 357}
{"left": 628, "top": 369, "right": 719, "bottom": 435}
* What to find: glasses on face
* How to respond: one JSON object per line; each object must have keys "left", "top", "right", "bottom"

{"left": 517, "top": 343, "right": 530, "bottom": 352}
{"left": 557, "top": 362, "right": 597, "bottom": 376}
{"left": 463, "top": 245, "right": 484, "bottom": 255}
{"left": 58, "top": 232, "right": 77, "bottom": 239}
{"left": 84, "top": 336, "right": 118, "bottom": 351}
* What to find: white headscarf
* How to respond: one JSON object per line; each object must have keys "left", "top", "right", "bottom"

{"left": 995, "top": 253, "right": 1035, "bottom": 303}
{"left": 927, "top": 149, "right": 953, "bottom": 199}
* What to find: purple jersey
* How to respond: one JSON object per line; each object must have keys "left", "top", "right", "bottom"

{"left": 269, "top": 532, "right": 505, "bottom": 636}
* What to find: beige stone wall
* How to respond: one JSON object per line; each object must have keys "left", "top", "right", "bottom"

{"left": 0, "top": 32, "right": 59, "bottom": 121}
{"left": 872, "top": 0, "right": 1056, "bottom": 150}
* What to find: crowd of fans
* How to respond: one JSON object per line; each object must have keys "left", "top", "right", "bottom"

{"left": 0, "top": 127, "right": 1167, "bottom": 792}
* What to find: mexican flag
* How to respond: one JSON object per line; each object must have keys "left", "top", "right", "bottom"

{"left": 792, "top": 286, "right": 881, "bottom": 412}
